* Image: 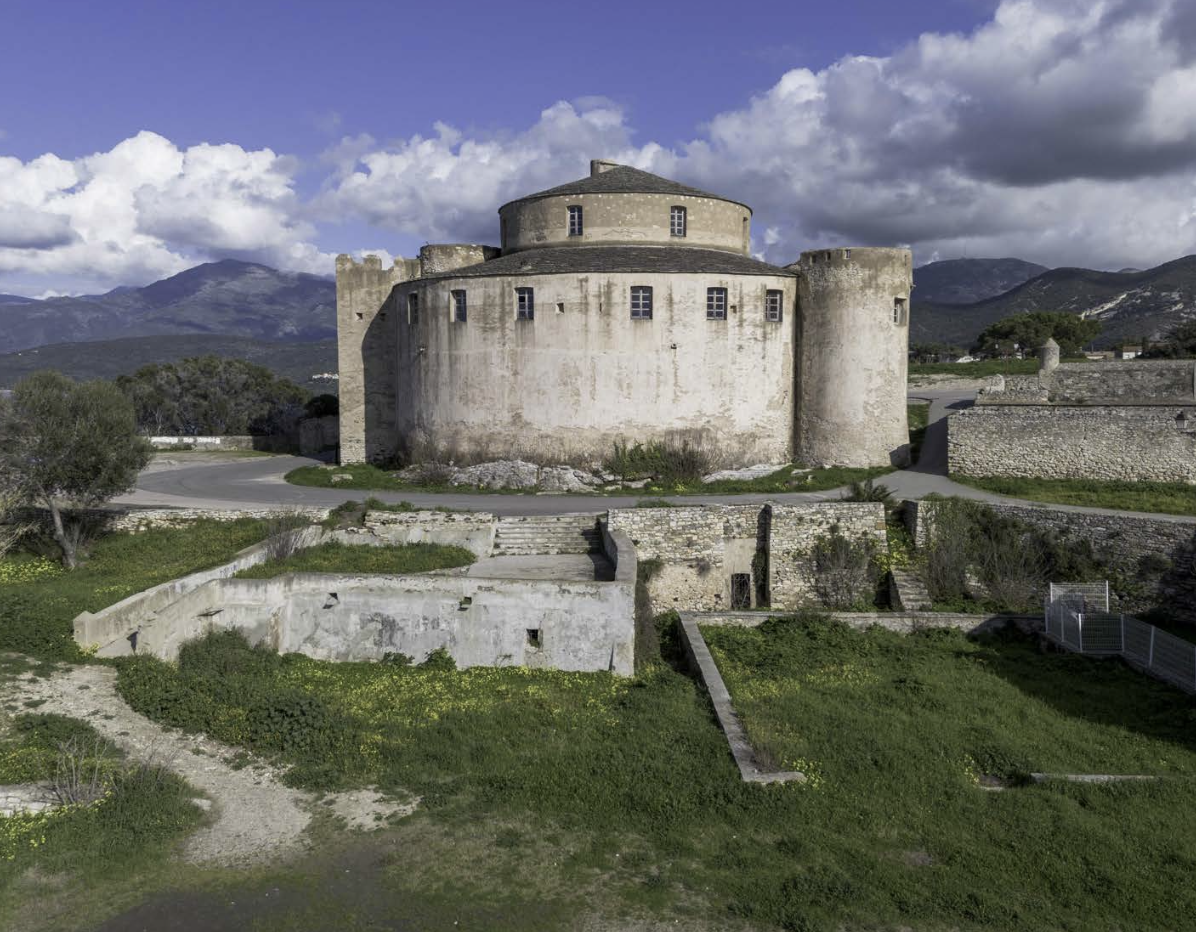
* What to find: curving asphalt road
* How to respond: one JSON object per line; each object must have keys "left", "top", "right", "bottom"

{"left": 116, "top": 391, "right": 1196, "bottom": 523}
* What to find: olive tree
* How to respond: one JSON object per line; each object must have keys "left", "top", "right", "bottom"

{"left": 0, "top": 372, "right": 152, "bottom": 568}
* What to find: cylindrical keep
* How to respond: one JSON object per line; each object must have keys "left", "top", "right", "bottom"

{"left": 795, "top": 247, "right": 912, "bottom": 467}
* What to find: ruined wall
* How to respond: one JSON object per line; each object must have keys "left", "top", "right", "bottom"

{"left": 418, "top": 244, "right": 500, "bottom": 275}
{"left": 769, "top": 503, "right": 888, "bottom": 608}
{"left": 949, "top": 405, "right": 1196, "bottom": 482}
{"left": 390, "top": 271, "right": 797, "bottom": 466}
{"left": 364, "top": 509, "right": 497, "bottom": 558}
{"left": 499, "top": 192, "right": 751, "bottom": 255}
{"left": 908, "top": 500, "right": 1196, "bottom": 621}
{"left": 1044, "top": 360, "right": 1196, "bottom": 404}
{"left": 794, "top": 247, "right": 912, "bottom": 468}
{"left": 336, "top": 254, "right": 419, "bottom": 464}
{"left": 608, "top": 502, "right": 886, "bottom": 611}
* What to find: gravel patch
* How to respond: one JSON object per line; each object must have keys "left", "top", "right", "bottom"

{"left": 1, "top": 662, "right": 416, "bottom": 865}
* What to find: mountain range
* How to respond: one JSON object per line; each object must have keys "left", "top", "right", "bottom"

{"left": 0, "top": 254, "right": 1193, "bottom": 389}
{"left": 0, "top": 260, "right": 335, "bottom": 355}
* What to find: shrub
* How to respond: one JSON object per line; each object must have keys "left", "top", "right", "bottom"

{"left": 810, "top": 531, "right": 878, "bottom": 610}
{"left": 263, "top": 510, "right": 312, "bottom": 562}
{"left": 422, "top": 646, "right": 457, "bottom": 670}
{"left": 841, "top": 478, "right": 895, "bottom": 508}
{"left": 246, "top": 691, "right": 341, "bottom": 754}
{"left": 604, "top": 439, "right": 711, "bottom": 484}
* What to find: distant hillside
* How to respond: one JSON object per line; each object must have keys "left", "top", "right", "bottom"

{"left": 0, "top": 259, "right": 335, "bottom": 354}
{"left": 913, "top": 258, "right": 1048, "bottom": 305}
{"left": 911, "top": 255, "right": 1196, "bottom": 349}
{"left": 0, "top": 335, "right": 338, "bottom": 392}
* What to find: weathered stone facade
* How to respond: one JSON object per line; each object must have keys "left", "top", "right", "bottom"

{"left": 908, "top": 500, "right": 1196, "bottom": 620}
{"left": 337, "top": 160, "right": 912, "bottom": 470}
{"left": 951, "top": 356, "right": 1196, "bottom": 482}
{"left": 608, "top": 502, "right": 886, "bottom": 611}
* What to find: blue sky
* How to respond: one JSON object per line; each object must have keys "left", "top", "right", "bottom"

{"left": 1, "top": 0, "right": 1194, "bottom": 295}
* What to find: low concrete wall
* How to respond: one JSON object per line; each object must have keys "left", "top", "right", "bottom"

{"left": 131, "top": 570, "right": 635, "bottom": 675}
{"left": 689, "top": 610, "right": 1039, "bottom": 635}
{"left": 74, "top": 526, "right": 325, "bottom": 654}
{"left": 908, "top": 374, "right": 1003, "bottom": 393}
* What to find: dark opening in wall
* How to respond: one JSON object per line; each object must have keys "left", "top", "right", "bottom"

{"left": 731, "top": 573, "right": 751, "bottom": 610}
{"left": 526, "top": 628, "right": 542, "bottom": 649}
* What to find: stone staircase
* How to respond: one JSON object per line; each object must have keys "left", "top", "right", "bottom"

{"left": 492, "top": 513, "right": 604, "bottom": 556}
{"left": 890, "top": 567, "right": 933, "bottom": 611}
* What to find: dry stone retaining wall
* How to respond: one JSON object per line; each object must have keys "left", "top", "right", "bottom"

{"left": 948, "top": 405, "right": 1196, "bottom": 482}
{"left": 0, "top": 783, "right": 59, "bottom": 817}
{"left": 908, "top": 500, "right": 1196, "bottom": 621}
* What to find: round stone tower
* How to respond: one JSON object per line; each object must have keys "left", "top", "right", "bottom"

{"left": 793, "top": 247, "right": 913, "bottom": 467}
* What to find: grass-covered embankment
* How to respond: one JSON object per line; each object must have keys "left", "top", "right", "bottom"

{"left": 951, "top": 474, "right": 1196, "bottom": 516}
{"left": 235, "top": 541, "right": 475, "bottom": 579}
{"left": 112, "top": 618, "right": 1196, "bottom": 931}
{"left": 0, "top": 518, "right": 269, "bottom": 661}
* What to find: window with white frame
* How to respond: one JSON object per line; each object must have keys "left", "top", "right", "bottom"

{"left": 407, "top": 292, "right": 419, "bottom": 325}
{"left": 567, "top": 205, "right": 583, "bottom": 237}
{"left": 451, "top": 290, "right": 467, "bottom": 323}
{"left": 706, "top": 287, "right": 727, "bottom": 320}
{"left": 516, "top": 287, "right": 535, "bottom": 320}
{"left": 670, "top": 205, "right": 686, "bottom": 237}
{"left": 630, "top": 286, "right": 653, "bottom": 320}
{"left": 765, "top": 290, "right": 783, "bottom": 323}
{"left": 893, "top": 297, "right": 907, "bottom": 325}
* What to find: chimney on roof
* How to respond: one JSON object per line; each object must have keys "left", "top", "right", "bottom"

{"left": 590, "top": 159, "right": 620, "bottom": 176}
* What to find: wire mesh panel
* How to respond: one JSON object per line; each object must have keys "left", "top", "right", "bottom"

{"left": 1122, "top": 616, "right": 1153, "bottom": 666}
{"left": 1048, "top": 582, "right": 1109, "bottom": 612}
{"left": 1150, "top": 630, "right": 1196, "bottom": 692}
{"left": 1078, "top": 613, "right": 1123, "bottom": 654}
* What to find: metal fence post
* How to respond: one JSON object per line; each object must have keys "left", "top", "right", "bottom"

{"left": 1120, "top": 614, "right": 1126, "bottom": 654}
{"left": 1078, "top": 613, "right": 1084, "bottom": 653}
{"left": 1149, "top": 626, "right": 1156, "bottom": 670}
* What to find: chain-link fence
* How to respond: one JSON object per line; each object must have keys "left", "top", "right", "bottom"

{"left": 1044, "top": 582, "right": 1196, "bottom": 694}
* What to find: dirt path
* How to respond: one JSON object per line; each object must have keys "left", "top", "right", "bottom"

{"left": 1, "top": 663, "right": 414, "bottom": 865}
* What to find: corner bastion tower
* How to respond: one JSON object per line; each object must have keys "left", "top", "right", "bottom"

{"left": 336, "top": 160, "right": 911, "bottom": 468}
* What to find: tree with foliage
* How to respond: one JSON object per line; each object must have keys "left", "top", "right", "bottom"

{"left": 1143, "top": 320, "right": 1196, "bottom": 359}
{"left": 0, "top": 372, "right": 152, "bottom": 567}
{"left": 973, "top": 311, "right": 1101, "bottom": 357}
{"left": 910, "top": 342, "right": 965, "bottom": 364}
{"left": 116, "top": 356, "right": 308, "bottom": 436}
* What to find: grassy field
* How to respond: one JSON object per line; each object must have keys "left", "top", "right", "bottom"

{"left": 951, "top": 474, "right": 1196, "bottom": 516}
{"left": 100, "top": 618, "right": 1196, "bottom": 931}
{"left": 702, "top": 616, "right": 1196, "bottom": 930}
{"left": 286, "top": 462, "right": 893, "bottom": 496}
{"left": 234, "top": 541, "right": 475, "bottom": 579}
{"left": 0, "top": 519, "right": 269, "bottom": 661}
{"left": 909, "top": 357, "right": 1089, "bottom": 378}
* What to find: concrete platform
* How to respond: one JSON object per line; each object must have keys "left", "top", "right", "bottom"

{"left": 434, "top": 553, "right": 615, "bottom": 582}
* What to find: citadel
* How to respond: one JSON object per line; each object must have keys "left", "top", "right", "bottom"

{"left": 336, "top": 160, "right": 913, "bottom": 469}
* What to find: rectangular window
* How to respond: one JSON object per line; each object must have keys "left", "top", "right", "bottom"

{"left": 630, "top": 286, "right": 653, "bottom": 320}
{"left": 670, "top": 205, "right": 687, "bottom": 237}
{"left": 765, "top": 290, "right": 783, "bottom": 323}
{"left": 893, "top": 297, "right": 907, "bottom": 325}
{"left": 706, "top": 287, "right": 727, "bottom": 320}
{"left": 451, "top": 290, "right": 467, "bottom": 323}
{"left": 568, "top": 205, "right": 583, "bottom": 237}
{"left": 516, "top": 287, "right": 535, "bottom": 320}
{"left": 407, "top": 292, "right": 419, "bottom": 325}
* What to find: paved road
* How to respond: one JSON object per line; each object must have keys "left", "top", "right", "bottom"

{"left": 117, "top": 392, "right": 1196, "bottom": 523}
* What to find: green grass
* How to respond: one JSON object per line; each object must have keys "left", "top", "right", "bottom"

{"left": 909, "top": 357, "right": 1089, "bottom": 379}
{"left": 109, "top": 621, "right": 1196, "bottom": 931}
{"left": 907, "top": 402, "right": 929, "bottom": 465}
{"left": 951, "top": 474, "right": 1196, "bottom": 516}
{"left": 234, "top": 541, "right": 475, "bottom": 579}
{"left": 0, "top": 518, "right": 269, "bottom": 661}
{"left": 0, "top": 713, "right": 203, "bottom": 917}
{"left": 699, "top": 615, "right": 1196, "bottom": 929}
{"left": 286, "top": 462, "right": 893, "bottom": 496}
